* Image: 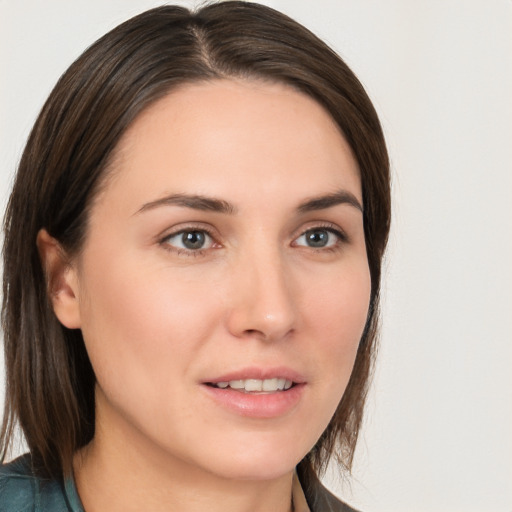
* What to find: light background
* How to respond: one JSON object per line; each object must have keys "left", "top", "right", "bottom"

{"left": 1, "top": 1, "right": 511, "bottom": 511}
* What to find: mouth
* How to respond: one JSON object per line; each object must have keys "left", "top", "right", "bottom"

{"left": 206, "top": 378, "right": 295, "bottom": 393}
{"left": 201, "top": 369, "right": 306, "bottom": 418}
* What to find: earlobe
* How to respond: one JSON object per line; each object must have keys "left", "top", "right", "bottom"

{"left": 36, "top": 229, "right": 82, "bottom": 329}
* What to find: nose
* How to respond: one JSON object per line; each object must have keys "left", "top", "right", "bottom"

{"left": 225, "top": 249, "right": 297, "bottom": 342}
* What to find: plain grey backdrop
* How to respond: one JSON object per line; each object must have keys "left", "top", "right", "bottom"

{"left": 1, "top": 1, "right": 511, "bottom": 511}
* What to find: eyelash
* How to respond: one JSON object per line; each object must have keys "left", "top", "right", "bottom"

{"left": 158, "top": 222, "right": 348, "bottom": 257}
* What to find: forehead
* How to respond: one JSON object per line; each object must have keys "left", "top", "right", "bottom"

{"left": 102, "top": 78, "right": 361, "bottom": 207}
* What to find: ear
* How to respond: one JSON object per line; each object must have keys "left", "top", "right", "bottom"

{"left": 36, "top": 229, "right": 82, "bottom": 329}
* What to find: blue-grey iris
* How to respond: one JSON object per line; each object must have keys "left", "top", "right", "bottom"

{"left": 182, "top": 231, "right": 206, "bottom": 249}
{"left": 305, "top": 229, "right": 329, "bottom": 247}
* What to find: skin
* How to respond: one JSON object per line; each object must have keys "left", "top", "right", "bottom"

{"left": 39, "top": 79, "right": 371, "bottom": 512}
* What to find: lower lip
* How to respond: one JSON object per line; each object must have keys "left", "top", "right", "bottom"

{"left": 201, "top": 384, "right": 305, "bottom": 419}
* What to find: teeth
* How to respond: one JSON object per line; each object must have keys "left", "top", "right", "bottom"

{"left": 228, "top": 380, "right": 244, "bottom": 390}
{"left": 214, "top": 378, "right": 295, "bottom": 392}
{"left": 262, "top": 378, "right": 278, "bottom": 391}
{"left": 245, "top": 379, "right": 263, "bottom": 392}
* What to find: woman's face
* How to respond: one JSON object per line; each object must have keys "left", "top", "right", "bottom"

{"left": 59, "top": 79, "right": 370, "bottom": 480}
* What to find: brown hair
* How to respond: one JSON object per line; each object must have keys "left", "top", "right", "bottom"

{"left": 1, "top": 1, "right": 390, "bottom": 481}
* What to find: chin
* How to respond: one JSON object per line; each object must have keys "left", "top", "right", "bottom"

{"left": 209, "top": 459, "right": 298, "bottom": 482}
{"left": 195, "top": 437, "right": 310, "bottom": 482}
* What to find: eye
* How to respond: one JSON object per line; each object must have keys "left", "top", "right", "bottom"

{"left": 162, "top": 229, "right": 214, "bottom": 251}
{"left": 294, "top": 227, "right": 344, "bottom": 249}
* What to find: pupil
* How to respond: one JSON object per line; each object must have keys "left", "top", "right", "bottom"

{"left": 182, "top": 231, "right": 205, "bottom": 249}
{"left": 306, "top": 230, "right": 328, "bottom": 247}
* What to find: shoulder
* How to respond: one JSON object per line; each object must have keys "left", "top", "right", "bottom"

{"left": 0, "top": 454, "right": 37, "bottom": 511}
{"left": 298, "top": 465, "right": 361, "bottom": 512}
{"left": 306, "top": 481, "right": 361, "bottom": 512}
{"left": 0, "top": 454, "right": 71, "bottom": 512}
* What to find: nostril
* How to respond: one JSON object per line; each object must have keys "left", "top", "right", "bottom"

{"left": 241, "top": 328, "right": 269, "bottom": 341}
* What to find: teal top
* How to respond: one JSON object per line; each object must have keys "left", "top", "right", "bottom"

{"left": 0, "top": 455, "right": 84, "bottom": 512}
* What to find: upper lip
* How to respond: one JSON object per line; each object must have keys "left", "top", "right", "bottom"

{"left": 203, "top": 366, "right": 306, "bottom": 384}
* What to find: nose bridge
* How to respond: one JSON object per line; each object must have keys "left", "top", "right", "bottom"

{"left": 227, "top": 237, "right": 297, "bottom": 341}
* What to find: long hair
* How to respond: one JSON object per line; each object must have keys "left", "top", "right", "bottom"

{"left": 1, "top": 2, "right": 390, "bottom": 480}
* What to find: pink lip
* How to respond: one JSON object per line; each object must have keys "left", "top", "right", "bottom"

{"left": 203, "top": 366, "right": 306, "bottom": 384}
{"left": 201, "top": 366, "right": 306, "bottom": 419}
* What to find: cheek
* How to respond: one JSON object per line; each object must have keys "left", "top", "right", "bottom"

{"left": 76, "top": 256, "right": 223, "bottom": 400}
{"left": 305, "top": 263, "right": 371, "bottom": 387}
{"left": 306, "top": 262, "right": 371, "bottom": 340}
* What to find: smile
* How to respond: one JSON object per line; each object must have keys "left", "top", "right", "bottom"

{"left": 208, "top": 378, "right": 294, "bottom": 392}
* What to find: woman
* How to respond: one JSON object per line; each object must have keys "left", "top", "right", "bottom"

{"left": 0, "top": 2, "right": 390, "bottom": 511}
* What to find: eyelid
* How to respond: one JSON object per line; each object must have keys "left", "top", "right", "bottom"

{"left": 158, "top": 223, "right": 221, "bottom": 254}
{"left": 295, "top": 221, "right": 348, "bottom": 240}
{"left": 157, "top": 221, "right": 218, "bottom": 240}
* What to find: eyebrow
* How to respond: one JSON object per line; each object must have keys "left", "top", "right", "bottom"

{"left": 297, "top": 190, "right": 363, "bottom": 213}
{"left": 136, "top": 189, "right": 362, "bottom": 216}
{"left": 136, "top": 193, "right": 237, "bottom": 215}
